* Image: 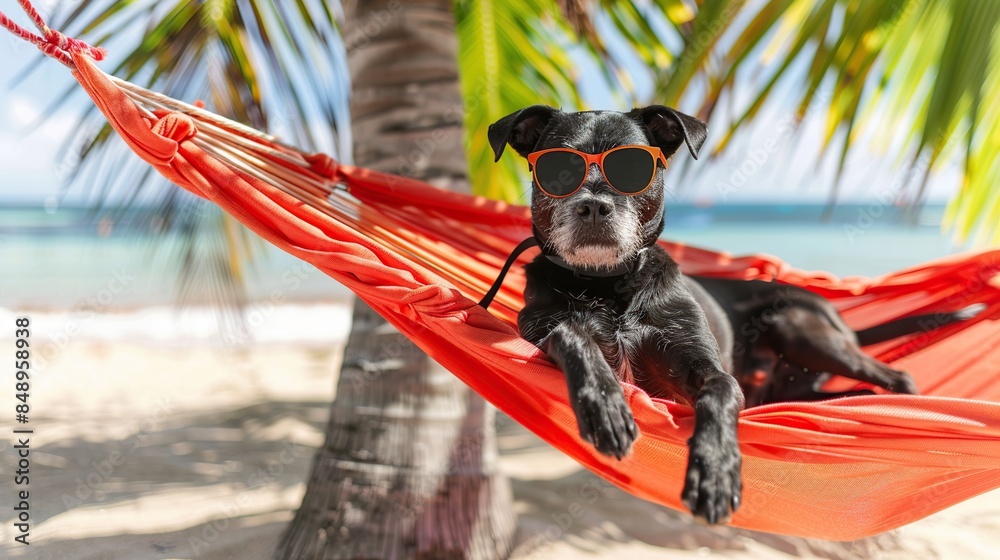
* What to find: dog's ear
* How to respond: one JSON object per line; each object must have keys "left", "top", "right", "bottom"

{"left": 488, "top": 105, "right": 560, "bottom": 161}
{"left": 628, "top": 105, "right": 708, "bottom": 160}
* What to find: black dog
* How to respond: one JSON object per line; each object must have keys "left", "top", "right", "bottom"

{"left": 487, "top": 105, "right": 979, "bottom": 525}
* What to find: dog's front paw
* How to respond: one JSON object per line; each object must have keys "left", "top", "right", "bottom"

{"left": 682, "top": 432, "right": 742, "bottom": 525}
{"left": 572, "top": 383, "right": 638, "bottom": 459}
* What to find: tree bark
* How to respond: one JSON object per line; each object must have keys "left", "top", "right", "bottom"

{"left": 276, "top": 1, "right": 516, "bottom": 558}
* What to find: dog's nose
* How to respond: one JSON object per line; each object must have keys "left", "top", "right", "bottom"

{"left": 576, "top": 200, "right": 613, "bottom": 223}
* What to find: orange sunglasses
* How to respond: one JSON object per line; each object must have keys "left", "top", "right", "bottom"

{"left": 526, "top": 145, "right": 668, "bottom": 198}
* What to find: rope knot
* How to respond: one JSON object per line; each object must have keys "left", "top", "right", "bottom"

{"left": 0, "top": 0, "right": 107, "bottom": 68}
{"left": 43, "top": 27, "right": 105, "bottom": 61}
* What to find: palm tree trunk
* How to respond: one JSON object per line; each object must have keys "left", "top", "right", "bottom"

{"left": 276, "top": 1, "right": 516, "bottom": 558}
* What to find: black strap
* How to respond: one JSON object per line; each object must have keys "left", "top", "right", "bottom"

{"left": 478, "top": 237, "right": 539, "bottom": 309}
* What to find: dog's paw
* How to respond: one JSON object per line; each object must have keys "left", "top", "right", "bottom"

{"left": 573, "top": 384, "right": 638, "bottom": 459}
{"left": 887, "top": 371, "right": 919, "bottom": 395}
{"left": 681, "top": 433, "right": 742, "bottom": 525}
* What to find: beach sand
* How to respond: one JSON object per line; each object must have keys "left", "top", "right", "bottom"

{"left": 1, "top": 305, "right": 998, "bottom": 560}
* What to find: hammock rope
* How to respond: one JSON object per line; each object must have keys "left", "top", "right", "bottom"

{"left": 5, "top": 1, "right": 1000, "bottom": 540}
{"left": 0, "top": 0, "right": 104, "bottom": 67}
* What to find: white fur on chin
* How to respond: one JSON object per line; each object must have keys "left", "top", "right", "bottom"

{"left": 563, "top": 245, "right": 623, "bottom": 269}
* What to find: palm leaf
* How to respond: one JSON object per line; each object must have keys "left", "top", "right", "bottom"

{"left": 456, "top": 0, "right": 593, "bottom": 202}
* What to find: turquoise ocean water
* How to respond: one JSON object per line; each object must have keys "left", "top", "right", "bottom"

{"left": 0, "top": 204, "right": 964, "bottom": 310}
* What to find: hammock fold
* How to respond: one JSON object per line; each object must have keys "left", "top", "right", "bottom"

{"left": 49, "top": 51, "right": 1000, "bottom": 540}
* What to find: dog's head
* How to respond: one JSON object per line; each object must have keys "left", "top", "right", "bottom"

{"left": 489, "top": 106, "right": 706, "bottom": 270}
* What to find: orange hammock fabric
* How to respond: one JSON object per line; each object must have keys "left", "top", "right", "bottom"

{"left": 13, "top": 28, "right": 1000, "bottom": 538}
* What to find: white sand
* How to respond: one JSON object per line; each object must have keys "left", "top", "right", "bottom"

{"left": 1, "top": 303, "right": 998, "bottom": 559}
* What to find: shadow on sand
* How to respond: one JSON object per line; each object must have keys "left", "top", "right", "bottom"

{"left": 4, "top": 406, "right": 902, "bottom": 560}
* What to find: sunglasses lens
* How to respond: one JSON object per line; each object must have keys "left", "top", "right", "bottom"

{"left": 603, "top": 148, "right": 656, "bottom": 194}
{"left": 534, "top": 151, "right": 587, "bottom": 196}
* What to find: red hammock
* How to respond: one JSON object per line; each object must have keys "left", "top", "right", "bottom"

{"left": 6, "top": 7, "right": 1000, "bottom": 541}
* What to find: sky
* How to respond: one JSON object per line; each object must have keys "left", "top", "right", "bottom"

{"left": 0, "top": 52, "right": 85, "bottom": 206}
{"left": 0, "top": 3, "right": 962, "bottom": 208}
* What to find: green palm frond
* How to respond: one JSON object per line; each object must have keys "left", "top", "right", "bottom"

{"left": 654, "top": 0, "right": 742, "bottom": 108}
{"left": 943, "top": 3, "right": 1000, "bottom": 245}
{"left": 456, "top": 0, "right": 592, "bottom": 202}
{"left": 600, "top": 0, "right": 689, "bottom": 74}
{"left": 725, "top": 1, "right": 998, "bottom": 242}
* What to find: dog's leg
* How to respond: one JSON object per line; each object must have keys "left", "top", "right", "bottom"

{"left": 768, "top": 309, "right": 919, "bottom": 394}
{"left": 761, "top": 365, "right": 877, "bottom": 404}
{"left": 544, "top": 321, "right": 639, "bottom": 459}
{"left": 646, "top": 296, "right": 744, "bottom": 525}
{"left": 681, "top": 370, "right": 743, "bottom": 525}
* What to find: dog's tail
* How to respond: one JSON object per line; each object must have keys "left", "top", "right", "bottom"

{"left": 854, "top": 303, "right": 987, "bottom": 346}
